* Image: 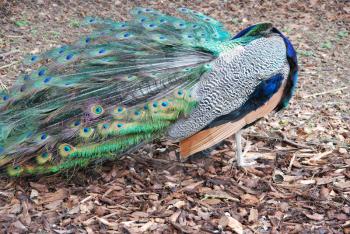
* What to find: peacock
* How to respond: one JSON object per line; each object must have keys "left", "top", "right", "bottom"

{"left": 0, "top": 7, "right": 298, "bottom": 176}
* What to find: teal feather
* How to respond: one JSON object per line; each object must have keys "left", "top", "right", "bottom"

{"left": 0, "top": 8, "right": 294, "bottom": 177}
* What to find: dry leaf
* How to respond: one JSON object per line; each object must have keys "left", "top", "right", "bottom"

{"left": 305, "top": 212, "right": 324, "bottom": 221}
{"left": 248, "top": 208, "right": 259, "bottom": 223}
{"left": 219, "top": 215, "right": 243, "bottom": 234}
{"left": 240, "top": 194, "right": 259, "bottom": 206}
{"left": 40, "top": 189, "right": 68, "bottom": 204}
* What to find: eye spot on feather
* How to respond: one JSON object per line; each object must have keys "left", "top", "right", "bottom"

{"left": 58, "top": 48, "right": 65, "bottom": 54}
{"left": 124, "top": 33, "right": 130, "bottom": 38}
{"left": 40, "top": 133, "right": 47, "bottom": 140}
{"left": 66, "top": 54, "right": 74, "bottom": 60}
{"left": 174, "top": 21, "right": 187, "bottom": 29}
{"left": 38, "top": 69, "right": 46, "bottom": 76}
{"left": 161, "top": 101, "right": 168, "bottom": 107}
{"left": 102, "top": 123, "right": 109, "bottom": 129}
{"left": 36, "top": 152, "right": 52, "bottom": 165}
{"left": 91, "top": 104, "right": 104, "bottom": 116}
{"left": 23, "top": 75, "right": 30, "bottom": 81}
{"left": 152, "top": 102, "right": 158, "bottom": 108}
{"left": 98, "top": 49, "right": 106, "bottom": 54}
{"left": 79, "top": 127, "right": 94, "bottom": 138}
{"left": 89, "top": 18, "right": 95, "bottom": 23}
{"left": 72, "top": 120, "right": 81, "bottom": 127}
{"left": 2, "top": 95, "right": 9, "bottom": 101}
{"left": 31, "top": 55, "right": 38, "bottom": 61}
{"left": 134, "top": 110, "right": 141, "bottom": 116}
{"left": 143, "top": 105, "right": 149, "bottom": 110}
{"left": 140, "top": 18, "right": 146, "bottom": 22}
{"left": 145, "top": 8, "right": 151, "bottom": 12}
{"left": 159, "top": 18, "right": 166, "bottom": 23}
{"left": 43, "top": 77, "right": 52, "bottom": 83}
{"left": 174, "top": 89, "right": 186, "bottom": 98}
{"left": 20, "top": 85, "right": 26, "bottom": 92}
{"left": 117, "top": 123, "right": 123, "bottom": 128}
{"left": 112, "top": 106, "right": 127, "bottom": 119}
{"left": 149, "top": 23, "right": 156, "bottom": 28}
{"left": 137, "top": 10, "right": 142, "bottom": 14}
{"left": 96, "top": 106, "right": 103, "bottom": 113}
{"left": 7, "top": 165, "right": 23, "bottom": 177}
{"left": 85, "top": 37, "right": 91, "bottom": 43}
{"left": 58, "top": 143, "right": 76, "bottom": 157}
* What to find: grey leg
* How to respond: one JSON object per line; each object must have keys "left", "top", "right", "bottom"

{"left": 235, "top": 130, "right": 258, "bottom": 167}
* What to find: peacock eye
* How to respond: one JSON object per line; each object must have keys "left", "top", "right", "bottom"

{"left": 43, "top": 77, "right": 52, "bottom": 83}
{"left": 2, "top": 95, "right": 9, "bottom": 101}
{"left": 64, "top": 146, "right": 71, "bottom": 152}
{"left": 40, "top": 133, "right": 47, "bottom": 140}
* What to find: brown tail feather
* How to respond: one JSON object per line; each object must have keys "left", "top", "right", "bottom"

{"left": 179, "top": 81, "right": 287, "bottom": 160}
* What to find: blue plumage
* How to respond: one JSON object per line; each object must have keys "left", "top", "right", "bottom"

{"left": 0, "top": 7, "right": 298, "bottom": 176}
{"left": 272, "top": 28, "right": 298, "bottom": 108}
{"left": 205, "top": 73, "right": 284, "bottom": 129}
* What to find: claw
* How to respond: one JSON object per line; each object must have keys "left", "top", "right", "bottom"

{"left": 234, "top": 130, "right": 261, "bottom": 168}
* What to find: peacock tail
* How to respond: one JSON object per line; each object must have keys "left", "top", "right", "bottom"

{"left": 0, "top": 7, "right": 297, "bottom": 177}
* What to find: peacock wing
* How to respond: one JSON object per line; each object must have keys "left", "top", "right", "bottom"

{"left": 0, "top": 7, "right": 233, "bottom": 176}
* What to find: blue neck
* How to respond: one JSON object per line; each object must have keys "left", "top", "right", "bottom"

{"left": 232, "top": 24, "right": 298, "bottom": 109}
{"left": 271, "top": 28, "right": 298, "bottom": 108}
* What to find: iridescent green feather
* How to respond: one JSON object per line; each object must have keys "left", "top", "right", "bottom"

{"left": 0, "top": 7, "right": 237, "bottom": 176}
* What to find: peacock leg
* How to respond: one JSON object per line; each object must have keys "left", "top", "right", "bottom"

{"left": 235, "top": 130, "right": 258, "bottom": 167}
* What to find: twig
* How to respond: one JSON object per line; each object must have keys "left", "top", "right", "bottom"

{"left": 246, "top": 132, "right": 315, "bottom": 150}
{"left": 133, "top": 155, "right": 199, "bottom": 169}
{"left": 4, "top": 35, "right": 24, "bottom": 38}
{"left": 303, "top": 86, "right": 348, "bottom": 99}
{"left": 278, "top": 131, "right": 314, "bottom": 149}
{"left": 287, "top": 152, "right": 297, "bottom": 172}
{"left": 0, "top": 61, "right": 18, "bottom": 70}
{"left": 0, "top": 50, "right": 20, "bottom": 58}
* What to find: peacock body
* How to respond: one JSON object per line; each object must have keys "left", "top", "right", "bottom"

{"left": 0, "top": 7, "right": 297, "bottom": 176}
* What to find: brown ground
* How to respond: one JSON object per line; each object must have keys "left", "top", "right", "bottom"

{"left": 0, "top": 0, "right": 349, "bottom": 233}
